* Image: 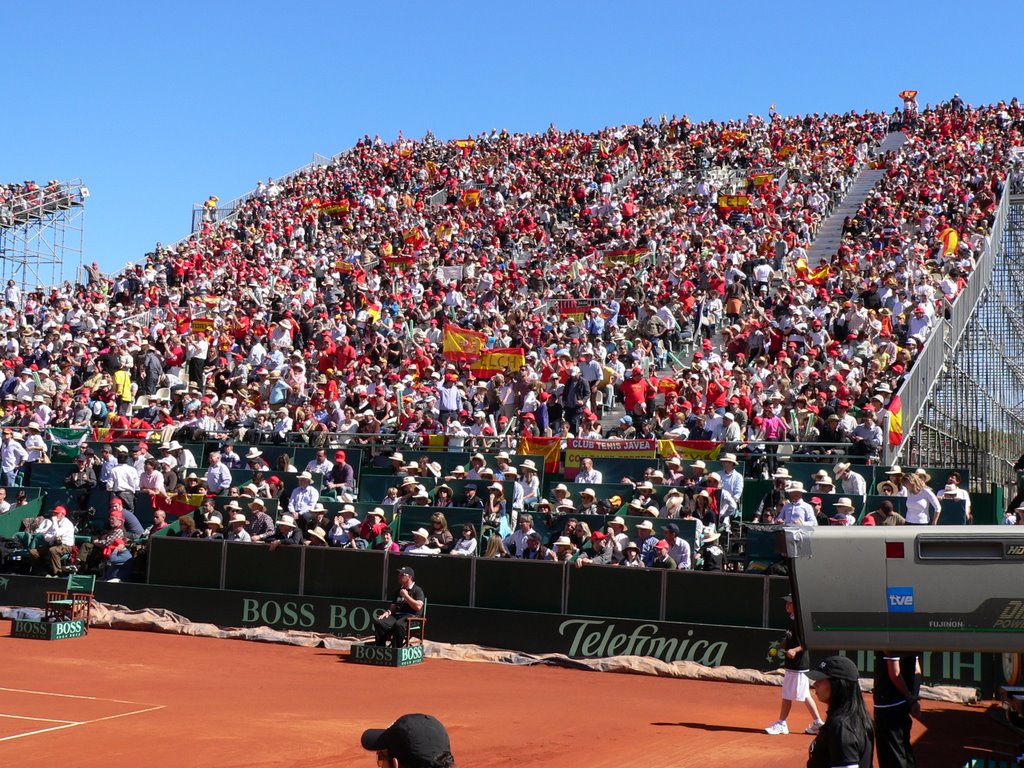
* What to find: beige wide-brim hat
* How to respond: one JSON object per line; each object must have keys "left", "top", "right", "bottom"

{"left": 276, "top": 515, "right": 297, "bottom": 528}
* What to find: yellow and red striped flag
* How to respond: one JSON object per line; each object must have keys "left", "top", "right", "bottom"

{"left": 939, "top": 226, "right": 959, "bottom": 256}
{"left": 471, "top": 348, "right": 525, "bottom": 377}
{"left": 518, "top": 436, "right": 562, "bottom": 474}
{"left": 888, "top": 396, "right": 903, "bottom": 447}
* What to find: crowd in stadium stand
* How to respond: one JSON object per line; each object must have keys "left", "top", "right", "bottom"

{"left": 2, "top": 98, "right": 1022, "bottom": 577}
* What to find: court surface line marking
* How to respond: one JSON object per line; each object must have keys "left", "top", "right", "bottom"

{"left": 0, "top": 686, "right": 142, "bottom": 704}
{"left": 0, "top": 713, "right": 80, "bottom": 724}
{"left": 0, "top": 723, "right": 80, "bottom": 743}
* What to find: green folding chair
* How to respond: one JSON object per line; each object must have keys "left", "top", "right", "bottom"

{"left": 44, "top": 573, "right": 96, "bottom": 629}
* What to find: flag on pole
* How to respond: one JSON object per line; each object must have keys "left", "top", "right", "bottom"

{"left": 442, "top": 324, "right": 488, "bottom": 361}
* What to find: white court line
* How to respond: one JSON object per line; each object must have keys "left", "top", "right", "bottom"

{"left": 0, "top": 688, "right": 165, "bottom": 743}
{"left": 0, "top": 686, "right": 141, "bottom": 704}
{"left": 0, "top": 723, "right": 80, "bottom": 743}
{"left": 0, "top": 713, "right": 80, "bottom": 724}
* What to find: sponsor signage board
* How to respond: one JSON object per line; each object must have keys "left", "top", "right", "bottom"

{"left": 11, "top": 618, "right": 87, "bottom": 641}
{"left": 350, "top": 643, "right": 425, "bottom": 667}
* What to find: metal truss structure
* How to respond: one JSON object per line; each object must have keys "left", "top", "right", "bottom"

{"left": 901, "top": 195, "right": 1024, "bottom": 493}
{"left": 0, "top": 178, "right": 87, "bottom": 289}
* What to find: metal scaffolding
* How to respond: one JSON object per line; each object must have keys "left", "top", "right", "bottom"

{"left": 0, "top": 178, "right": 87, "bottom": 289}
{"left": 901, "top": 195, "right": 1024, "bottom": 494}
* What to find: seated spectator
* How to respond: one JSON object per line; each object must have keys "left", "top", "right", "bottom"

{"left": 227, "top": 513, "right": 252, "bottom": 542}
{"left": 451, "top": 523, "right": 478, "bottom": 556}
{"left": 267, "top": 515, "right": 304, "bottom": 550}
{"left": 861, "top": 500, "right": 906, "bottom": 526}
{"left": 28, "top": 505, "right": 76, "bottom": 576}
{"left": 621, "top": 541, "right": 645, "bottom": 567}
{"left": 696, "top": 530, "right": 726, "bottom": 571}
{"left": 404, "top": 527, "right": 440, "bottom": 555}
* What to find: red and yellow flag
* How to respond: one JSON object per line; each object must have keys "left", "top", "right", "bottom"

{"left": 423, "top": 434, "right": 449, "bottom": 452}
{"left": 887, "top": 395, "right": 903, "bottom": 447}
{"left": 442, "top": 324, "right": 488, "bottom": 361}
{"left": 461, "top": 189, "right": 481, "bottom": 208}
{"left": 471, "top": 348, "right": 525, "bottom": 377}
{"left": 402, "top": 227, "right": 427, "bottom": 251}
{"left": 366, "top": 302, "right": 382, "bottom": 322}
{"left": 657, "top": 439, "right": 723, "bottom": 461}
{"left": 717, "top": 194, "right": 751, "bottom": 211}
{"left": 749, "top": 172, "right": 773, "bottom": 187}
{"left": 777, "top": 144, "right": 797, "bottom": 159}
{"left": 518, "top": 435, "right": 562, "bottom": 474}
{"left": 939, "top": 226, "right": 959, "bottom": 256}
{"left": 898, "top": 90, "right": 918, "bottom": 101}
{"left": 425, "top": 160, "right": 438, "bottom": 179}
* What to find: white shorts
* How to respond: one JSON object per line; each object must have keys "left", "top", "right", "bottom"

{"left": 781, "top": 669, "right": 810, "bottom": 702}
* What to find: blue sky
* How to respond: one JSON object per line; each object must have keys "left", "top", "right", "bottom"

{"left": 4, "top": 1, "right": 1021, "bottom": 274}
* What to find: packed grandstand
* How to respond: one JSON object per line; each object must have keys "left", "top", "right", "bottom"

{"left": 1, "top": 96, "right": 1021, "bottom": 578}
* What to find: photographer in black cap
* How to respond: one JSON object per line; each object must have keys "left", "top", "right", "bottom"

{"left": 361, "top": 713, "right": 455, "bottom": 767}
{"left": 372, "top": 566, "right": 425, "bottom": 648}
{"left": 807, "top": 655, "right": 874, "bottom": 768}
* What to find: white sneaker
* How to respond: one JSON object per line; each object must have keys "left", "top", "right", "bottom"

{"left": 804, "top": 719, "right": 824, "bottom": 735}
{"left": 765, "top": 721, "right": 789, "bottom": 735}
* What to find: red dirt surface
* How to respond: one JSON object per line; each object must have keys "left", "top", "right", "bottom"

{"left": 0, "top": 619, "right": 1004, "bottom": 767}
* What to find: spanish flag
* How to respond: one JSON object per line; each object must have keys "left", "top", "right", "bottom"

{"left": 939, "top": 226, "right": 959, "bottom": 256}
{"left": 887, "top": 395, "right": 903, "bottom": 447}
{"left": 471, "top": 348, "right": 525, "bottom": 377}
{"left": 658, "top": 440, "right": 723, "bottom": 461}
{"left": 777, "top": 144, "right": 797, "bottom": 159}
{"left": 455, "top": 139, "right": 475, "bottom": 156}
{"left": 749, "top": 172, "right": 773, "bottom": 187}
{"left": 518, "top": 435, "right": 561, "bottom": 474}
{"left": 898, "top": 90, "right": 918, "bottom": 100}
{"left": 402, "top": 227, "right": 426, "bottom": 251}
{"left": 424, "top": 434, "right": 448, "bottom": 452}
{"left": 461, "top": 189, "right": 481, "bottom": 208}
{"left": 366, "top": 301, "right": 382, "bottom": 322}
{"left": 442, "top": 324, "right": 487, "bottom": 361}
{"left": 425, "top": 160, "right": 438, "bottom": 179}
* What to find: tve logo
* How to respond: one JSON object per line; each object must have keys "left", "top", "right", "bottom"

{"left": 887, "top": 587, "right": 915, "bottom": 613}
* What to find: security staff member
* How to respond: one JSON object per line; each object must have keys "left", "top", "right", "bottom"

{"left": 373, "top": 566, "right": 425, "bottom": 648}
{"left": 873, "top": 651, "right": 920, "bottom": 768}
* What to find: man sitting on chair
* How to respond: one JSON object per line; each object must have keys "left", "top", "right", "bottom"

{"left": 29, "top": 505, "right": 76, "bottom": 576}
{"left": 373, "top": 566, "right": 425, "bottom": 648}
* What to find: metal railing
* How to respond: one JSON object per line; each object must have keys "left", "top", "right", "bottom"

{"left": 884, "top": 183, "right": 1011, "bottom": 464}
{"left": 0, "top": 179, "right": 87, "bottom": 229}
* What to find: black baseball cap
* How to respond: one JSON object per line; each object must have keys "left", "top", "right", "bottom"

{"left": 807, "top": 655, "right": 860, "bottom": 682}
{"left": 361, "top": 713, "right": 451, "bottom": 765}
{"left": 397, "top": 566, "right": 415, "bottom": 578}
{"left": 663, "top": 523, "right": 679, "bottom": 534}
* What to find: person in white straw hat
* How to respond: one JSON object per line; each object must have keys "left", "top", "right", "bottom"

{"left": 718, "top": 452, "right": 744, "bottom": 504}
{"left": 833, "top": 462, "right": 867, "bottom": 497}
{"left": 267, "top": 514, "right": 303, "bottom": 550}
{"left": 779, "top": 481, "right": 817, "bottom": 526}
{"left": 405, "top": 527, "right": 441, "bottom": 555}
{"left": 829, "top": 497, "right": 857, "bottom": 526}
{"left": 287, "top": 471, "right": 320, "bottom": 517}
{"left": 227, "top": 513, "right": 251, "bottom": 542}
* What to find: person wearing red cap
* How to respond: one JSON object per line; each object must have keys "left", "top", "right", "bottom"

{"left": 28, "top": 505, "right": 76, "bottom": 575}
{"left": 79, "top": 505, "right": 128, "bottom": 573}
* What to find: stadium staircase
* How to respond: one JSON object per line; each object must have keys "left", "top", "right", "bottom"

{"left": 802, "top": 131, "right": 907, "bottom": 270}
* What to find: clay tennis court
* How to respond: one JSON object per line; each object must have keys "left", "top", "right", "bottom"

{"left": 0, "top": 619, "right": 1004, "bottom": 766}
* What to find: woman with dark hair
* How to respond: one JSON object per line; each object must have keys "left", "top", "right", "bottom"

{"left": 806, "top": 655, "right": 874, "bottom": 768}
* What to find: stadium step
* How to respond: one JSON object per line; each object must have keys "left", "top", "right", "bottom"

{"left": 802, "top": 131, "right": 907, "bottom": 270}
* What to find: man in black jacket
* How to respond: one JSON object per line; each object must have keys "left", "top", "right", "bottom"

{"left": 266, "top": 514, "right": 304, "bottom": 550}
{"left": 373, "top": 567, "right": 425, "bottom": 648}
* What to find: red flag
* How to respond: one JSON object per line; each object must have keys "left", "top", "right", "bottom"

{"left": 518, "top": 436, "right": 561, "bottom": 474}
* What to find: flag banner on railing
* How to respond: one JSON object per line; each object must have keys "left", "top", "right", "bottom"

{"left": 658, "top": 439, "right": 724, "bottom": 461}
{"left": 564, "top": 438, "right": 657, "bottom": 480}
{"left": 192, "top": 317, "right": 214, "bottom": 333}
{"left": 153, "top": 494, "right": 205, "bottom": 518}
{"left": 381, "top": 255, "right": 415, "bottom": 269}
{"left": 517, "top": 436, "right": 562, "bottom": 474}
{"left": 92, "top": 427, "right": 112, "bottom": 442}
{"left": 442, "top": 324, "right": 488, "bottom": 361}
{"left": 470, "top": 348, "right": 525, "bottom": 378}
{"left": 423, "top": 434, "right": 448, "bottom": 452}
{"left": 47, "top": 426, "right": 90, "bottom": 459}
{"left": 888, "top": 396, "right": 904, "bottom": 447}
